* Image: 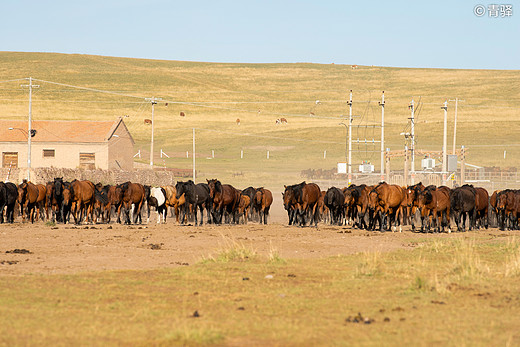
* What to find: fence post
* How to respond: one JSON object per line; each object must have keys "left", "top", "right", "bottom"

{"left": 404, "top": 146, "right": 409, "bottom": 187}
{"left": 385, "top": 148, "right": 390, "bottom": 182}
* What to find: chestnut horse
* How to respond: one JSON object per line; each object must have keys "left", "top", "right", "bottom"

{"left": 368, "top": 182, "right": 405, "bottom": 232}
{"left": 254, "top": 187, "right": 273, "bottom": 224}
{"left": 162, "top": 185, "right": 187, "bottom": 223}
{"left": 17, "top": 180, "right": 46, "bottom": 223}
{"left": 417, "top": 185, "right": 451, "bottom": 233}
{"left": 474, "top": 187, "right": 489, "bottom": 229}
{"left": 118, "top": 182, "right": 145, "bottom": 224}
{"left": 238, "top": 195, "right": 251, "bottom": 224}
{"left": 207, "top": 179, "right": 240, "bottom": 224}
{"left": 283, "top": 182, "right": 321, "bottom": 226}
{"left": 67, "top": 180, "right": 96, "bottom": 224}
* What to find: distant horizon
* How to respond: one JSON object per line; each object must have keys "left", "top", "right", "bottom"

{"left": 1, "top": 1, "right": 517, "bottom": 71}
{"left": 2, "top": 50, "right": 518, "bottom": 72}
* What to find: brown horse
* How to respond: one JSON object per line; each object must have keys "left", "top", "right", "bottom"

{"left": 404, "top": 182, "right": 426, "bottom": 231}
{"left": 17, "top": 180, "right": 46, "bottom": 223}
{"left": 283, "top": 182, "right": 321, "bottom": 226}
{"left": 207, "top": 179, "right": 240, "bottom": 224}
{"left": 68, "top": 180, "right": 95, "bottom": 224}
{"left": 254, "top": 188, "right": 273, "bottom": 224}
{"left": 282, "top": 186, "right": 300, "bottom": 225}
{"left": 489, "top": 190, "right": 501, "bottom": 228}
{"left": 237, "top": 195, "right": 251, "bottom": 224}
{"left": 417, "top": 185, "right": 451, "bottom": 233}
{"left": 497, "top": 190, "right": 516, "bottom": 230}
{"left": 45, "top": 181, "right": 60, "bottom": 222}
{"left": 118, "top": 182, "right": 145, "bottom": 224}
{"left": 162, "top": 185, "right": 189, "bottom": 223}
{"left": 474, "top": 187, "right": 489, "bottom": 229}
{"left": 368, "top": 182, "right": 405, "bottom": 232}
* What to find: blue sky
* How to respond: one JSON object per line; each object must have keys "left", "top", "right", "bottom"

{"left": 1, "top": 0, "right": 518, "bottom": 69}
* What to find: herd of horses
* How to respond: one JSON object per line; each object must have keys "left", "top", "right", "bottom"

{"left": 284, "top": 181, "right": 516, "bottom": 232}
{"left": 0, "top": 179, "right": 273, "bottom": 226}
{"left": 2, "top": 177, "right": 519, "bottom": 232}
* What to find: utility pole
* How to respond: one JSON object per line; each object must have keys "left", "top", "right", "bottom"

{"left": 348, "top": 90, "right": 353, "bottom": 185}
{"left": 379, "top": 91, "right": 385, "bottom": 181}
{"left": 409, "top": 98, "right": 415, "bottom": 185}
{"left": 449, "top": 97, "right": 464, "bottom": 155}
{"left": 21, "top": 77, "right": 39, "bottom": 181}
{"left": 441, "top": 100, "right": 448, "bottom": 184}
{"left": 192, "top": 128, "right": 196, "bottom": 181}
{"left": 146, "top": 96, "right": 162, "bottom": 168}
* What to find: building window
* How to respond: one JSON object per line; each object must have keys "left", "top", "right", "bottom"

{"left": 2, "top": 152, "right": 18, "bottom": 168}
{"left": 43, "top": 149, "right": 55, "bottom": 158}
{"left": 79, "top": 153, "right": 96, "bottom": 170}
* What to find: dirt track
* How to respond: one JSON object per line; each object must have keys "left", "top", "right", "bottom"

{"left": 0, "top": 218, "right": 510, "bottom": 276}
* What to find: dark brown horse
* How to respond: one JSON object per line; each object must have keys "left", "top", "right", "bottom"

{"left": 404, "top": 182, "right": 426, "bottom": 231}
{"left": 45, "top": 181, "right": 60, "bottom": 222}
{"left": 283, "top": 182, "right": 321, "bottom": 226}
{"left": 417, "top": 185, "right": 451, "bottom": 233}
{"left": 497, "top": 189, "right": 517, "bottom": 230}
{"left": 489, "top": 190, "right": 501, "bottom": 228}
{"left": 474, "top": 187, "right": 489, "bottom": 229}
{"left": 17, "top": 180, "right": 46, "bottom": 223}
{"left": 207, "top": 179, "right": 240, "bottom": 224}
{"left": 368, "top": 182, "right": 405, "bottom": 232}
{"left": 254, "top": 188, "right": 273, "bottom": 224}
{"left": 118, "top": 182, "right": 145, "bottom": 224}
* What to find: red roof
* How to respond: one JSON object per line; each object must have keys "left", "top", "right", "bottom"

{"left": 0, "top": 118, "right": 131, "bottom": 143}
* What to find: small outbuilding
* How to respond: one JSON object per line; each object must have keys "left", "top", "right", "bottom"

{"left": 0, "top": 117, "right": 134, "bottom": 170}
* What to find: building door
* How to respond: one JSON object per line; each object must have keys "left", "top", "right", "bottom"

{"left": 2, "top": 152, "right": 18, "bottom": 168}
{"left": 79, "top": 153, "right": 95, "bottom": 170}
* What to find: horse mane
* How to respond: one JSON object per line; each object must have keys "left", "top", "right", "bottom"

{"left": 94, "top": 189, "right": 109, "bottom": 205}
{"left": 118, "top": 181, "right": 130, "bottom": 194}
{"left": 214, "top": 180, "right": 222, "bottom": 193}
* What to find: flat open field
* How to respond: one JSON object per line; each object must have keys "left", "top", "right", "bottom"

{"left": 1, "top": 218, "right": 520, "bottom": 346}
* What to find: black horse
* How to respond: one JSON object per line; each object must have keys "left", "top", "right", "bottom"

{"left": 175, "top": 180, "right": 211, "bottom": 226}
{"left": 53, "top": 177, "right": 65, "bottom": 223}
{"left": 0, "top": 182, "right": 18, "bottom": 223}
{"left": 325, "top": 187, "right": 345, "bottom": 225}
{"left": 450, "top": 185, "right": 477, "bottom": 231}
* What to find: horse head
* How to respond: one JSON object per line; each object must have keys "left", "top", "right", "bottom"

{"left": 367, "top": 189, "right": 380, "bottom": 210}
{"left": 175, "top": 181, "right": 185, "bottom": 200}
{"left": 54, "top": 177, "right": 64, "bottom": 196}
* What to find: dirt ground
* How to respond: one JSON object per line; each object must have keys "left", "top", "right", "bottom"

{"left": 0, "top": 194, "right": 512, "bottom": 275}
{"left": 0, "top": 217, "right": 510, "bottom": 276}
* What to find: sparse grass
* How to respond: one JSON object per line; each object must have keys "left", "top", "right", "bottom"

{"left": 1, "top": 236, "right": 520, "bottom": 345}
{"left": 355, "top": 251, "right": 383, "bottom": 277}
{"left": 505, "top": 237, "right": 520, "bottom": 277}
{"left": 44, "top": 221, "right": 56, "bottom": 227}
{"left": 201, "top": 233, "right": 257, "bottom": 263}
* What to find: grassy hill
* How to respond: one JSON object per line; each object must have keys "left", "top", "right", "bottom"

{"left": 1, "top": 52, "right": 519, "bottom": 186}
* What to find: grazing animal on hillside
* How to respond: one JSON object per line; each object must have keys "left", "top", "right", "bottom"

{"left": 180, "top": 111, "right": 185, "bottom": 117}
{"left": 144, "top": 119, "right": 152, "bottom": 125}
{"left": 276, "top": 118, "right": 288, "bottom": 125}
{"left": 236, "top": 118, "right": 241, "bottom": 125}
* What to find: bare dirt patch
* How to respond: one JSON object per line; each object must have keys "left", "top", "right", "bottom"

{"left": 0, "top": 221, "right": 513, "bottom": 275}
